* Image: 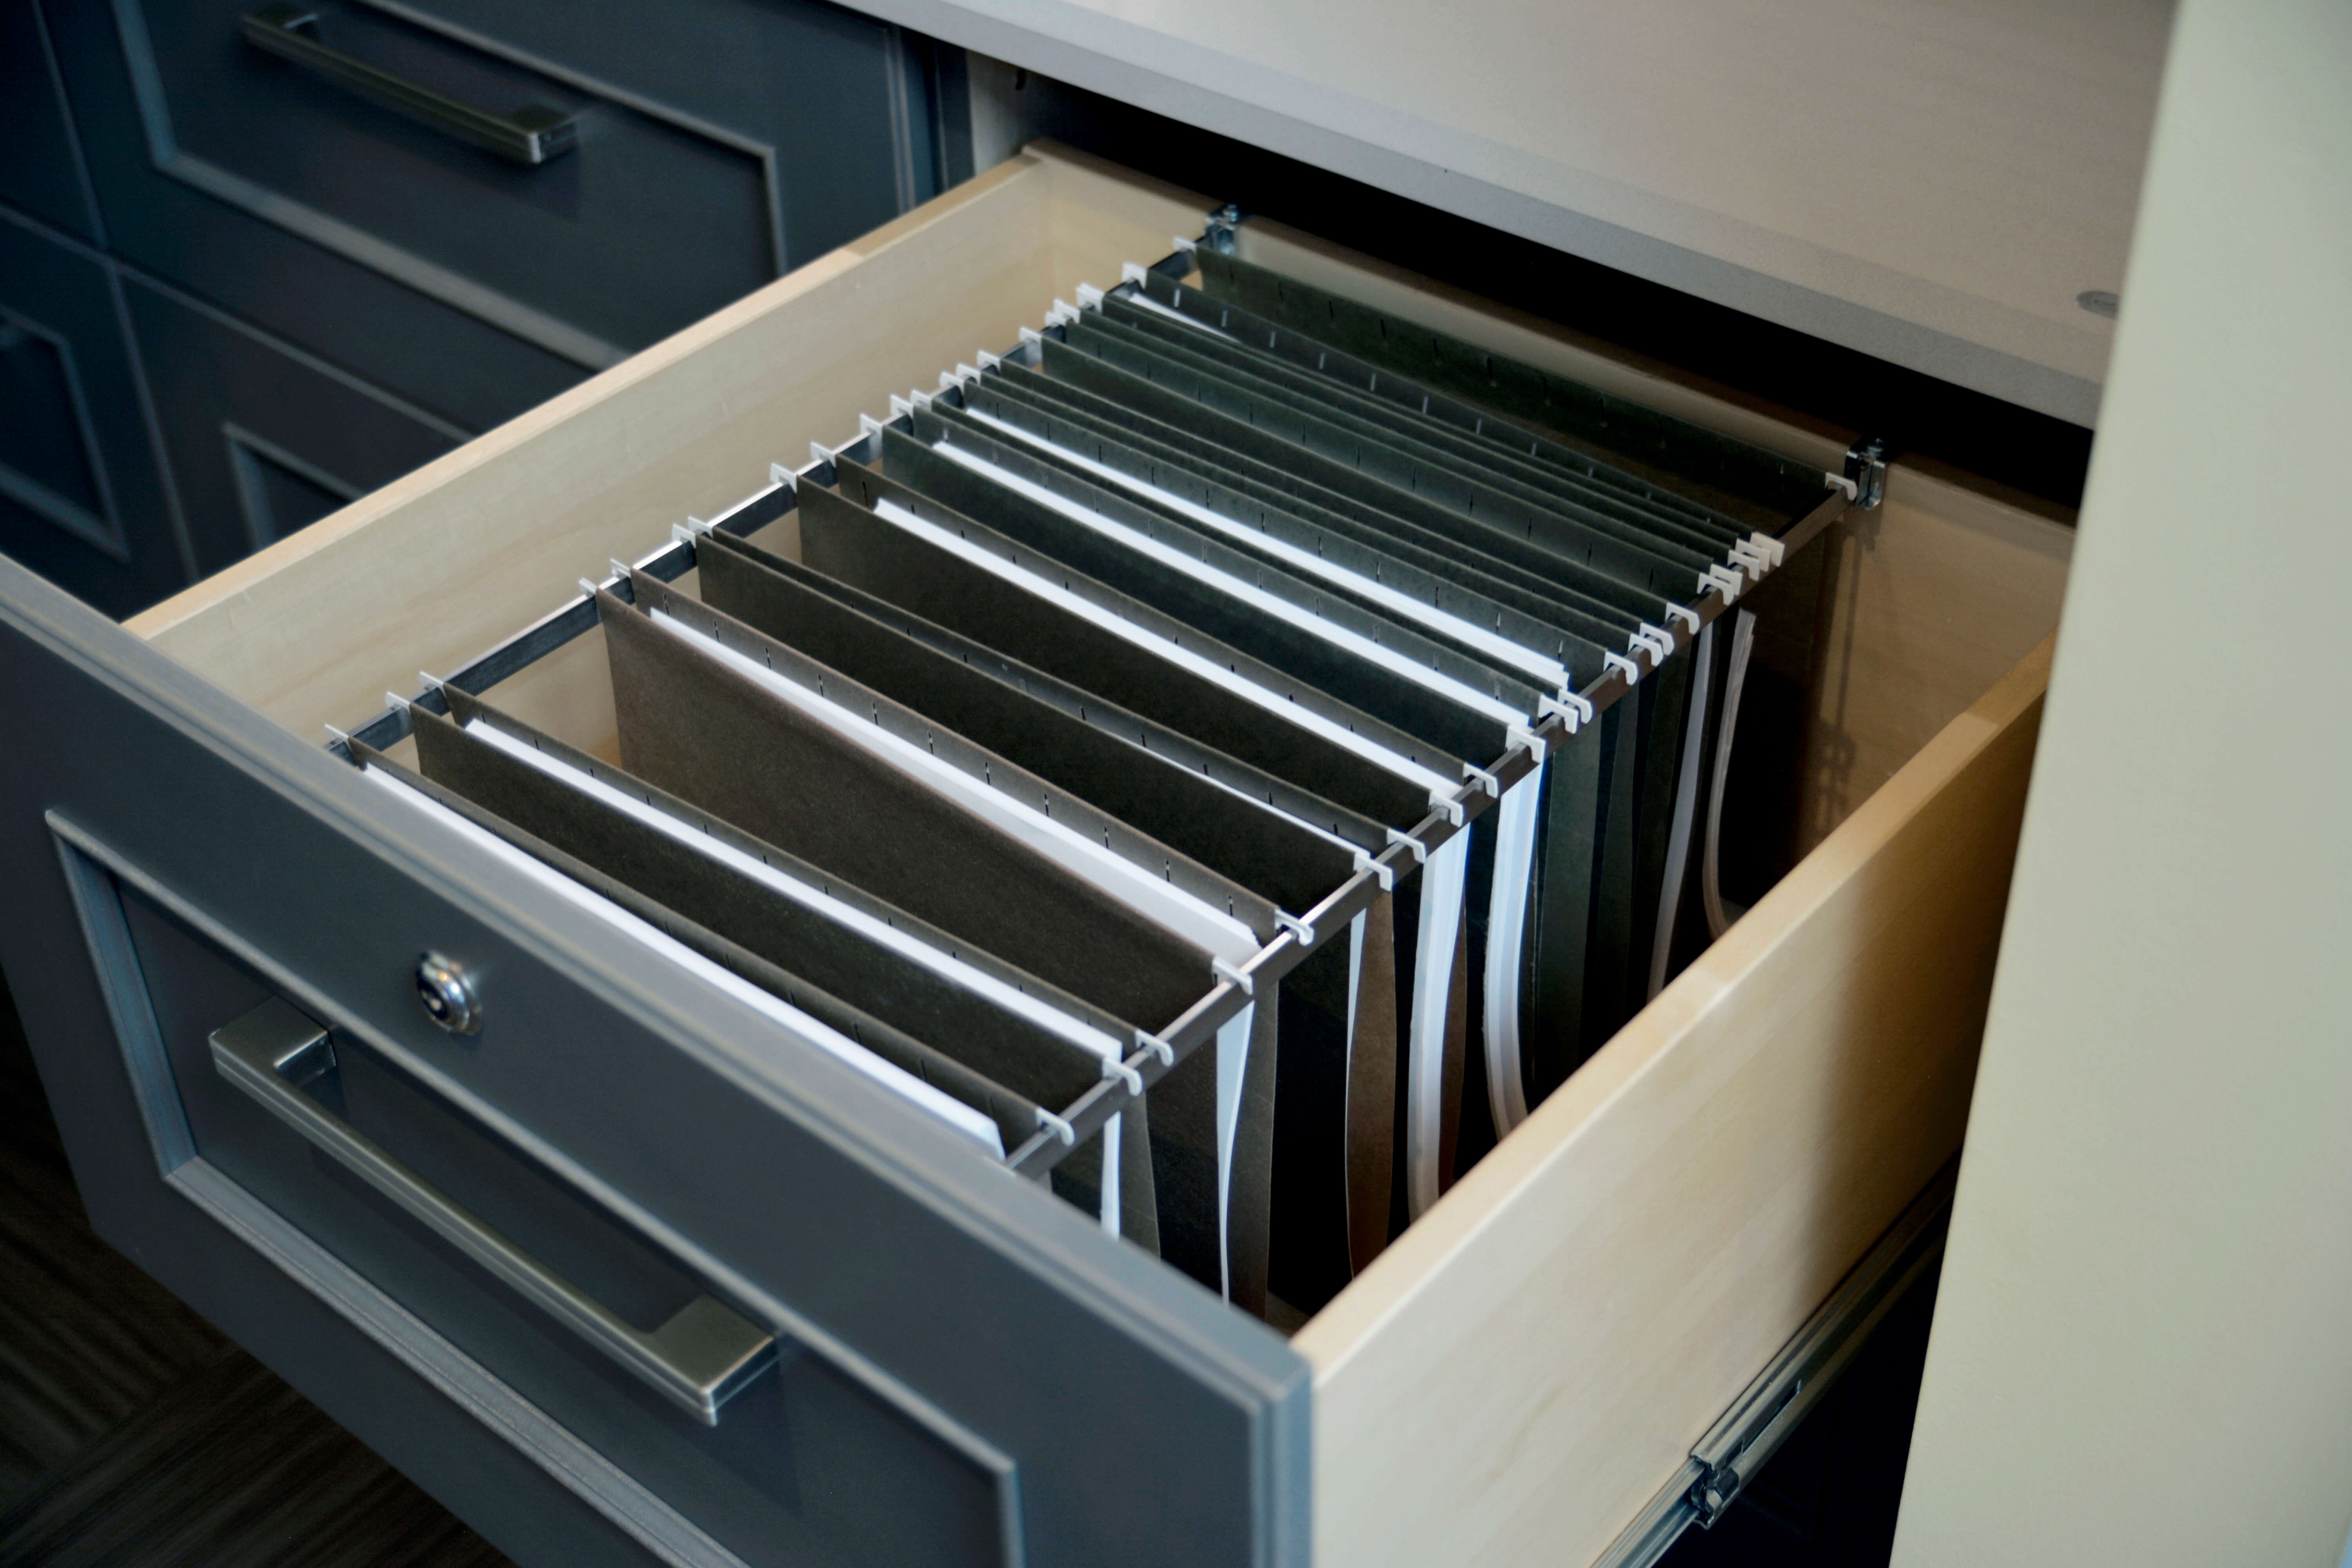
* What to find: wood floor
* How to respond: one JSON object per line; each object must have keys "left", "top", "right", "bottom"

{"left": 0, "top": 978, "right": 510, "bottom": 1568}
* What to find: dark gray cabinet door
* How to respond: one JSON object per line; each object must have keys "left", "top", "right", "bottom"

{"left": 123, "top": 276, "right": 463, "bottom": 577}
{"left": 49, "top": 0, "right": 943, "bottom": 379}
{"left": 38, "top": 0, "right": 588, "bottom": 435}
{"left": 0, "top": 211, "right": 187, "bottom": 617}
{"left": 0, "top": 0, "right": 100, "bottom": 241}
{"left": 0, "top": 559, "right": 1311, "bottom": 1568}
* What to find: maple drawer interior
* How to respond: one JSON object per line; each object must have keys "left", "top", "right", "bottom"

{"left": 123, "top": 143, "right": 2072, "bottom": 1567}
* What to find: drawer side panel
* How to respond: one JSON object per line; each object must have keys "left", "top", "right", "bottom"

{"left": 1296, "top": 636, "right": 2052, "bottom": 1568}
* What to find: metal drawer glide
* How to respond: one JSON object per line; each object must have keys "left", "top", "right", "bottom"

{"left": 1593, "top": 1161, "right": 1957, "bottom": 1568}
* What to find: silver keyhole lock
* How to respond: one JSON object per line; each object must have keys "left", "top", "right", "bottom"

{"left": 414, "top": 951, "right": 482, "bottom": 1036}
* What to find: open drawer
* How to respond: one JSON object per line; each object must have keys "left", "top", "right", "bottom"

{"left": 0, "top": 143, "right": 2070, "bottom": 1568}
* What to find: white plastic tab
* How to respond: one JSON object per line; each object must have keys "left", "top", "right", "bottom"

{"left": 1076, "top": 282, "right": 1105, "bottom": 309}
{"left": 1539, "top": 690, "right": 1593, "bottom": 731}
{"left": 1426, "top": 791, "right": 1467, "bottom": 827}
{"left": 1274, "top": 911, "right": 1316, "bottom": 948}
{"left": 1034, "top": 1107, "right": 1076, "bottom": 1146}
{"left": 1171, "top": 234, "right": 1198, "bottom": 254}
{"left": 1665, "top": 603, "right": 1701, "bottom": 634}
{"left": 1604, "top": 650, "right": 1643, "bottom": 686}
{"left": 1705, "top": 563, "right": 1745, "bottom": 602}
{"left": 1100, "top": 1054, "right": 1143, "bottom": 1095}
{"left": 909, "top": 388, "right": 933, "bottom": 412}
{"left": 1748, "top": 531, "right": 1786, "bottom": 568}
{"left": 1728, "top": 540, "right": 1769, "bottom": 578}
{"left": 1826, "top": 471, "right": 1860, "bottom": 501}
{"left": 976, "top": 349, "right": 1001, "bottom": 371}
{"left": 1018, "top": 325, "right": 1043, "bottom": 347}
{"left": 1507, "top": 723, "right": 1548, "bottom": 763}
{"left": 889, "top": 394, "right": 913, "bottom": 419}
{"left": 859, "top": 412, "right": 884, "bottom": 439}
{"left": 955, "top": 363, "right": 982, "bottom": 386}
{"left": 1209, "top": 955, "right": 1255, "bottom": 996}
{"left": 1122, "top": 261, "right": 1148, "bottom": 285}
{"left": 1132, "top": 1031, "right": 1176, "bottom": 1069}
{"left": 1462, "top": 761, "right": 1501, "bottom": 799}
{"left": 1387, "top": 826, "right": 1430, "bottom": 864}
{"left": 1634, "top": 623, "right": 1676, "bottom": 663}
{"left": 1352, "top": 848, "right": 1397, "bottom": 892}
{"left": 768, "top": 461, "right": 796, "bottom": 487}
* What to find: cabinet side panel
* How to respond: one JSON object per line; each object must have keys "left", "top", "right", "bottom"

{"left": 1296, "top": 638, "right": 2051, "bottom": 1568}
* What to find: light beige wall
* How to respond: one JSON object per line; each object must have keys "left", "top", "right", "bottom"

{"left": 1891, "top": 3, "right": 2352, "bottom": 1564}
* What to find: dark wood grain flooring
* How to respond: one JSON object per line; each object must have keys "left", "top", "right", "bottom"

{"left": 0, "top": 977, "right": 512, "bottom": 1567}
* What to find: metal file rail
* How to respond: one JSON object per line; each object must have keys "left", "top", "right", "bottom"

{"left": 323, "top": 232, "right": 1867, "bottom": 1189}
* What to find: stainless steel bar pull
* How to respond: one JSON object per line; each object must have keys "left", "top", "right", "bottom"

{"left": 241, "top": 5, "right": 579, "bottom": 166}
{"left": 210, "top": 998, "right": 774, "bottom": 1424}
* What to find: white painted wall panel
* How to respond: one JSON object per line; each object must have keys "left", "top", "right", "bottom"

{"left": 1892, "top": 2, "right": 2352, "bottom": 1561}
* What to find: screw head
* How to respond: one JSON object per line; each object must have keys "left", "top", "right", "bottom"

{"left": 2077, "top": 289, "right": 2120, "bottom": 319}
{"left": 413, "top": 952, "right": 481, "bottom": 1036}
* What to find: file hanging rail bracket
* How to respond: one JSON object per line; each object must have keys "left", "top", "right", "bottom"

{"left": 1841, "top": 436, "right": 1889, "bottom": 510}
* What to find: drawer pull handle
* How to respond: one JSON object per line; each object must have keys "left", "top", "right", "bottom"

{"left": 210, "top": 998, "right": 775, "bottom": 1425}
{"left": 240, "top": 5, "right": 578, "bottom": 166}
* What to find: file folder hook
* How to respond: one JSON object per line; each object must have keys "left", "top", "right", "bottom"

{"left": 1352, "top": 848, "right": 1396, "bottom": 893}
{"left": 1540, "top": 690, "right": 1594, "bottom": 731}
{"left": 1209, "top": 956, "right": 1255, "bottom": 996}
{"left": 1386, "top": 827, "right": 1430, "bottom": 865}
{"left": 1100, "top": 1054, "right": 1143, "bottom": 1096}
{"left": 1274, "top": 911, "right": 1317, "bottom": 948}
{"left": 1034, "top": 1107, "right": 1077, "bottom": 1147}
{"left": 1075, "top": 282, "right": 1105, "bottom": 309}
{"left": 1603, "top": 650, "right": 1644, "bottom": 687}
{"left": 1634, "top": 624, "right": 1676, "bottom": 664}
{"left": 1664, "top": 603, "right": 1702, "bottom": 635}
{"left": 1461, "top": 762, "right": 1501, "bottom": 799}
{"left": 1507, "top": 724, "right": 1548, "bottom": 764}
{"left": 1122, "top": 261, "right": 1149, "bottom": 286}
{"left": 1132, "top": 1031, "right": 1176, "bottom": 1070}
{"left": 1704, "top": 564, "right": 1745, "bottom": 603}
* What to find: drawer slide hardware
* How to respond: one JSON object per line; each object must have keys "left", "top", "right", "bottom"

{"left": 1592, "top": 1162, "right": 1957, "bottom": 1568}
{"left": 1842, "top": 436, "right": 1890, "bottom": 510}
{"left": 210, "top": 998, "right": 778, "bottom": 1425}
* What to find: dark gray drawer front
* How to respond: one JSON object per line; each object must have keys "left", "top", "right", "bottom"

{"left": 0, "top": 557, "right": 1310, "bottom": 1568}
{"left": 41, "top": 0, "right": 588, "bottom": 435}
{"left": 123, "top": 275, "right": 462, "bottom": 577}
{"left": 0, "top": 0, "right": 99, "bottom": 241}
{"left": 93, "top": 0, "right": 933, "bottom": 368}
{"left": 0, "top": 212, "right": 188, "bottom": 618}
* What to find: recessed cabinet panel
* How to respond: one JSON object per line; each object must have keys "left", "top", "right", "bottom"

{"left": 113, "top": 883, "right": 1007, "bottom": 1568}
{"left": 124, "top": 278, "right": 460, "bottom": 576}
{"left": 0, "top": 0, "right": 98, "bottom": 241}
{"left": 0, "top": 213, "right": 186, "bottom": 617}
{"left": 71, "top": 0, "right": 934, "bottom": 372}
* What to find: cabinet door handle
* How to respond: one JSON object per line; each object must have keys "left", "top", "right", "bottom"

{"left": 210, "top": 998, "right": 774, "bottom": 1424}
{"left": 241, "top": 5, "right": 577, "bottom": 166}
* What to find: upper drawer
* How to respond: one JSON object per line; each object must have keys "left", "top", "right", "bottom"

{"left": 91, "top": 0, "right": 937, "bottom": 368}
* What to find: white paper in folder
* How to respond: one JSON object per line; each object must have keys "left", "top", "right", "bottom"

{"left": 361, "top": 763, "right": 1007, "bottom": 1155}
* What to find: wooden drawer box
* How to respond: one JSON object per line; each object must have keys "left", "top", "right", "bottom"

{"left": 0, "top": 143, "right": 2069, "bottom": 1568}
